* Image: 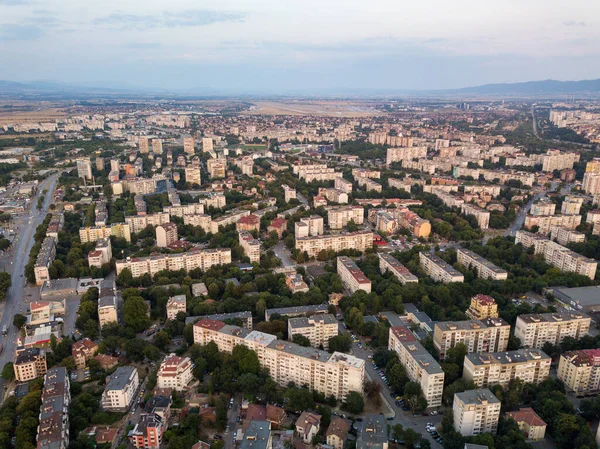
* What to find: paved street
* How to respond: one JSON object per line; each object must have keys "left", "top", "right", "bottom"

{"left": 273, "top": 241, "right": 295, "bottom": 268}
{"left": 0, "top": 173, "right": 60, "bottom": 401}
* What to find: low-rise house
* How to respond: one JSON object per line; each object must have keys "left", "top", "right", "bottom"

{"left": 326, "top": 417, "right": 350, "bottom": 449}
{"left": 296, "top": 412, "right": 321, "bottom": 444}
{"left": 72, "top": 338, "right": 99, "bottom": 369}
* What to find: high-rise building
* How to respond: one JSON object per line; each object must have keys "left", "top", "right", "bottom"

{"left": 327, "top": 206, "right": 364, "bottom": 229}
{"left": 453, "top": 389, "right": 501, "bottom": 436}
{"left": 139, "top": 137, "right": 150, "bottom": 154}
{"left": 184, "top": 136, "right": 195, "bottom": 155}
{"left": 76, "top": 157, "right": 93, "bottom": 179}
{"left": 419, "top": 252, "right": 464, "bottom": 283}
{"left": 185, "top": 166, "right": 202, "bottom": 186}
{"left": 152, "top": 139, "right": 163, "bottom": 154}
{"left": 295, "top": 215, "right": 324, "bottom": 238}
{"left": 337, "top": 256, "right": 371, "bottom": 294}
{"left": 202, "top": 137, "right": 214, "bottom": 152}
{"left": 465, "top": 294, "right": 498, "bottom": 320}
{"left": 457, "top": 249, "right": 508, "bottom": 281}
{"left": 557, "top": 349, "right": 600, "bottom": 395}
{"left": 207, "top": 158, "right": 226, "bottom": 178}
{"left": 433, "top": 318, "right": 510, "bottom": 359}
{"left": 296, "top": 231, "right": 372, "bottom": 259}
{"left": 288, "top": 314, "right": 338, "bottom": 349}
{"left": 515, "top": 312, "right": 591, "bottom": 349}
{"left": 156, "top": 222, "right": 178, "bottom": 248}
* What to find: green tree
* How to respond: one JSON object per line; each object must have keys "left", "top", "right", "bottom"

{"left": 343, "top": 391, "right": 364, "bottom": 415}
{"left": 1, "top": 362, "right": 14, "bottom": 380}
{"left": 122, "top": 296, "right": 150, "bottom": 332}
{"left": 328, "top": 334, "right": 352, "bottom": 353}
{"left": 13, "top": 313, "right": 26, "bottom": 329}
{"left": 292, "top": 334, "right": 311, "bottom": 347}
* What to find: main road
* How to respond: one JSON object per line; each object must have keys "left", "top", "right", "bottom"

{"left": 0, "top": 172, "right": 60, "bottom": 400}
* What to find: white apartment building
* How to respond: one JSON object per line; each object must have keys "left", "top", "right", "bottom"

{"left": 184, "top": 136, "right": 195, "bottom": 154}
{"left": 288, "top": 314, "right": 338, "bottom": 349}
{"left": 88, "top": 237, "right": 112, "bottom": 268}
{"left": 326, "top": 206, "right": 364, "bottom": 229}
{"left": 156, "top": 222, "right": 178, "bottom": 248}
{"left": 202, "top": 137, "right": 214, "bottom": 152}
{"left": 456, "top": 248, "right": 508, "bottom": 280}
{"left": 76, "top": 157, "right": 93, "bottom": 179}
{"left": 194, "top": 319, "right": 364, "bottom": 399}
{"left": 101, "top": 366, "right": 140, "bottom": 412}
{"left": 199, "top": 193, "right": 227, "bottom": 209}
{"left": 239, "top": 231, "right": 261, "bottom": 263}
{"left": 283, "top": 185, "right": 297, "bottom": 203}
{"left": 550, "top": 226, "right": 586, "bottom": 246}
{"left": 125, "top": 212, "right": 170, "bottom": 234}
{"left": 524, "top": 214, "right": 581, "bottom": 234}
{"left": 166, "top": 295, "right": 187, "bottom": 320}
{"left": 516, "top": 230, "right": 596, "bottom": 279}
{"left": 583, "top": 172, "right": 600, "bottom": 195}
{"left": 157, "top": 354, "right": 194, "bottom": 391}
{"left": 386, "top": 147, "right": 427, "bottom": 166}
{"left": 139, "top": 137, "right": 150, "bottom": 154}
{"left": 515, "top": 312, "right": 591, "bottom": 349}
{"left": 561, "top": 197, "right": 583, "bottom": 215}
{"left": 324, "top": 188, "right": 349, "bottom": 204}
{"left": 356, "top": 177, "right": 382, "bottom": 192}
{"left": 295, "top": 232, "right": 374, "bottom": 261}
{"left": 461, "top": 204, "right": 490, "bottom": 230}
{"left": 463, "top": 349, "right": 551, "bottom": 388}
{"left": 334, "top": 177, "right": 353, "bottom": 194}
{"left": 352, "top": 168, "right": 380, "bottom": 179}
{"left": 557, "top": 349, "right": 600, "bottom": 395}
{"left": 419, "top": 252, "right": 465, "bottom": 283}
{"left": 295, "top": 215, "right": 325, "bottom": 239}
{"left": 210, "top": 209, "right": 250, "bottom": 234}
{"left": 433, "top": 318, "right": 510, "bottom": 359}
{"left": 378, "top": 253, "right": 418, "bottom": 284}
{"left": 185, "top": 166, "right": 202, "bottom": 186}
{"left": 183, "top": 214, "right": 212, "bottom": 233}
{"left": 453, "top": 389, "right": 501, "bottom": 436}
{"left": 541, "top": 150, "right": 580, "bottom": 172}
{"left": 115, "top": 248, "right": 232, "bottom": 277}
{"left": 389, "top": 326, "right": 444, "bottom": 407}
{"left": 80, "top": 223, "right": 132, "bottom": 243}
{"left": 207, "top": 158, "right": 226, "bottom": 179}
{"left": 164, "top": 203, "right": 205, "bottom": 217}
{"left": 337, "top": 256, "right": 372, "bottom": 293}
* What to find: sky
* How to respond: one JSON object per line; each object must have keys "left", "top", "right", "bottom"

{"left": 0, "top": 0, "right": 599, "bottom": 93}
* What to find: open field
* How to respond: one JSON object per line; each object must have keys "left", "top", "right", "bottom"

{"left": 0, "top": 103, "right": 68, "bottom": 126}
{"left": 243, "top": 100, "right": 385, "bottom": 117}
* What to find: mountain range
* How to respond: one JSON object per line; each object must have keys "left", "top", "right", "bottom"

{"left": 1, "top": 78, "right": 600, "bottom": 98}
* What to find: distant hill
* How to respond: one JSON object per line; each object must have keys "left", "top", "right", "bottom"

{"left": 438, "top": 78, "right": 600, "bottom": 95}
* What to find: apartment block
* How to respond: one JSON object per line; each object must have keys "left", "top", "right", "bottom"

{"left": 157, "top": 354, "right": 194, "bottom": 391}
{"left": 101, "top": 366, "right": 140, "bottom": 412}
{"left": 433, "top": 318, "right": 510, "bottom": 359}
{"left": 36, "top": 367, "right": 71, "bottom": 449}
{"left": 236, "top": 214, "right": 261, "bottom": 232}
{"left": 76, "top": 157, "right": 93, "bottom": 179}
{"left": 461, "top": 203, "right": 490, "bottom": 230}
{"left": 210, "top": 209, "right": 250, "bottom": 234}
{"left": 389, "top": 326, "right": 444, "bottom": 407}
{"left": 378, "top": 253, "right": 418, "bottom": 284}
{"left": 79, "top": 223, "right": 132, "bottom": 243}
{"left": 515, "top": 230, "right": 597, "bottom": 279}
{"left": 14, "top": 348, "right": 47, "bottom": 382}
{"left": 98, "top": 295, "right": 118, "bottom": 328}
{"left": 334, "top": 177, "right": 353, "bottom": 194}
{"left": 183, "top": 214, "right": 211, "bottom": 233}
{"left": 419, "top": 252, "right": 464, "bottom": 283}
{"left": 184, "top": 136, "right": 195, "bottom": 155}
{"left": 530, "top": 200, "right": 556, "bottom": 217}
{"left": 515, "top": 312, "right": 591, "bottom": 349}
{"left": 337, "top": 256, "right": 372, "bottom": 293}
{"left": 557, "top": 349, "right": 600, "bottom": 395}
{"left": 202, "top": 137, "right": 214, "bottom": 152}
{"left": 156, "top": 222, "right": 178, "bottom": 248}
{"left": 72, "top": 338, "right": 98, "bottom": 369}
{"left": 207, "top": 158, "right": 226, "bottom": 179}
{"left": 130, "top": 413, "right": 165, "bottom": 449}
{"left": 199, "top": 193, "right": 227, "bottom": 209}
{"left": 125, "top": 212, "right": 170, "bottom": 234}
{"left": 550, "top": 226, "right": 585, "bottom": 246}
{"left": 185, "top": 166, "right": 202, "bottom": 186}
{"left": 193, "top": 319, "right": 365, "bottom": 399}
{"left": 541, "top": 149, "right": 579, "bottom": 172}
{"left": 34, "top": 236, "right": 56, "bottom": 286}
{"left": 374, "top": 211, "right": 397, "bottom": 234}
{"left": 356, "top": 177, "right": 382, "bottom": 192}
{"left": 324, "top": 188, "right": 349, "bottom": 204}
{"left": 327, "top": 206, "right": 364, "bottom": 229}
{"left": 166, "top": 295, "right": 186, "bottom": 320}
{"left": 239, "top": 230, "right": 261, "bottom": 263}
{"left": 583, "top": 172, "right": 600, "bottom": 195}
{"left": 352, "top": 168, "right": 380, "bottom": 179}
{"left": 164, "top": 203, "right": 205, "bottom": 217}
{"left": 465, "top": 294, "right": 498, "bottom": 320}
{"left": 453, "top": 389, "right": 501, "bottom": 436}
{"left": 139, "top": 137, "right": 150, "bottom": 154}
{"left": 386, "top": 146, "right": 427, "bottom": 166}
{"left": 505, "top": 408, "right": 547, "bottom": 441}
{"left": 457, "top": 248, "right": 508, "bottom": 281}
{"left": 561, "top": 196, "right": 583, "bottom": 215}
{"left": 395, "top": 208, "right": 431, "bottom": 238}
{"left": 283, "top": 185, "right": 297, "bottom": 202}
{"left": 115, "top": 248, "right": 232, "bottom": 277}
{"left": 288, "top": 314, "right": 338, "bottom": 349}
{"left": 524, "top": 214, "right": 581, "bottom": 234}
{"left": 463, "top": 349, "right": 551, "bottom": 388}
{"left": 295, "top": 215, "right": 325, "bottom": 239}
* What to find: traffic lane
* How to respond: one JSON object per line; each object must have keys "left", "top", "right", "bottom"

{"left": 224, "top": 393, "right": 241, "bottom": 449}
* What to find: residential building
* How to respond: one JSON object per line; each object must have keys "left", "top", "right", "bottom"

{"left": 326, "top": 417, "right": 350, "bottom": 449}
{"left": 285, "top": 272, "right": 309, "bottom": 293}
{"left": 462, "top": 204, "right": 490, "bottom": 230}
{"left": 36, "top": 367, "right": 70, "bottom": 449}
{"left": 557, "top": 349, "right": 600, "bottom": 395}
{"left": 541, "top": 149, "right": 579, "bottom": 172}
{"left": 334, "top": 177, "right": 353, "bottom": 194}
{"left": 374, "top": 211, "right": 397, "bottom": 234}
{"left": 506, "top": 408, "right": 547, "bottom": 441}
{"left": 156, "top": 222, "right": 178, "bottom": 248}
{"left": 185, "top": 166, "right": 202, "bottom": 186}
{"left": 288, "top": 314, "right": 338, "bottom": 349}
{"left": 207, "top": 158, "right": 226, "bottom": 178}
{"left": 357, "top": 414, "right": 388, "bottom": 449}
{"left": 236, "top": 214, "right": 261, "bottom": 232}
{"left": 550, "top": 226, "right": 586, "bottom": 246}
{"left": 453, "top": 389, "right": 501, "bottom": 436}
{"left": 324, "top": 188, "right": 349, "bottom": 204}
{"left": 115, "top": 248, "right": 232, "bottom": 277}
{"left": 193, "top": 319, "right": 365, "bottom": 399}
{"left": 125, "top": 212, "right": 170, "bottom": 234}
{"left": 267, "top": 218, "right": 287, "bottom": 237}
{"left": 139, "top": 137, "right": 150, "bottom": 154}
{"left": 101, "top": 366, "right": 140, "bottom": 412}
{"left": 465, "top": 294, "right": 498, "bottom": 320}
{"left": 530, "top": 200, "right": 556, "bottom": 216}
{"left": 395, "top": 208, "right": 431, "bottom": 238}
{"left": 378, "top": 253, "right": 418, "bottom": 284}
{"left": 583, "top": 172, "right": 600, "bottom": 195}
{"left": 561, "top": 197, "right": 583, "bottom": 215}
{"left": 183, "top": 214, "right": 211, "bottom": 232}
{"left": 34, "top": 236, "right": 56, "bottom": 285}
{"left": 457, "top": 249, "right": 508, "bottom": 281}
{"left": 202, "top": 137, "right": 213, "bottom": 152}
{"left": 283, "top": 185, "right": 297, "bottom": 202}
{"left": 516, "top": 231, "right": 597, "bottom": 279}
{"left": 166, "top": 295, "right": 186, "bottom": 320}
{"left": 240, "top": 421, "right": 271, "bottom": 449}
{"left": 98, "top": 295, "right": 118, "bottom": 328}
{"left": 389, "top": 326, "right": 444, "bottom": 407}
{"left": 239, "top": 231, "right": 261, "bottom": 263}
{"left": 210, "top": 208, "right": 250, "bottom": 233}
{"left": 386, "top": 147, "right": 427, "bottom": 166}
{"left": 296, "top": 231, "right": 372, "bottom": 259}
{"left": 337, "top": 256, "right": 371, "bottom": 293}
{"left": 77, "top": 157, "right": 93, "bottom": 179}
{"left": 419, "top": 252, "right": 465, "bottom": 283}
{"left": 463, "top": 349, "right": 551, "bottom": 388}
{"left": 129, "top": 413, "right": 165, "bottom": 449}
{"left": 184, "top": 136, "right": 195, "bottom": 155}
{"left": 157, "top": 354, "right": 194, "bottom": 391}
{"left": 433, "top": 318, "right": 510, "bottom": 359}
{"left": 152, "top": 139, "right": 163, "bottom": 154}
{"left": 79, "top": 223, "right": 132, "bottom": 243}
{"left": 356, "top": 177, "right": 382, "bottom": 192}
{"left": 72, "top": 338, "right": 98, "bottom": 369}
{"left": 515, "top": 312, "right": 591, "bottom": 348}
{"left": 296, "top": 412, "right": 321, "bottom": 444}
{"left": 29, "top": 300, "right": 65, "bottom": 326}
{"left": 164, "top": 203, "right": 205, "bottom": 218}
{"left": 199, "top": 193, "right": 226, "bottom": 209}
{"left": 524, "top": 214, "right": 581, "bottom": 234}
{"left": 87, "top": 237, "right": 112, "bottom": 269}
{"left": 264, "top": 304, "right": 329, "bottom": 321}
{"left": 14, "top": 348, "right": 47, "bottom": 382}
{"left": 295, "top": 215, "right": 324, "bottom": 239}
{"left": 327, "top": 206, "right": 364, "bottom": 229}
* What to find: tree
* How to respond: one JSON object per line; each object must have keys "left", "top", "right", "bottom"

{"left": 328, "top": 334, "right": 352, "bottom": 353}
{"left": 292, "top": 334, "right": 311, "bottom": 347}
{"left": 1, "top": 362, "right": 14, "bottom": 380}
{"left": 232, "top": 345, "right": 260, "bottom": 375}
{"left": 284, "top": 387, "right": 315, "bottom": 412}
{"left": 0, "top": 272, "right": 11, "bottom": 301}
{"left": 122, "top": 296, "right": 150, "bottom": 333}
{"left": 392, "top": 424, "right": 404, "bottom": 441}
{"left": 153, "top": 331, "right": 171, "bottom": 351}
{"left": 343, "top": 391, "right": 364, "bottom": 415}
{"left": 13, "top": 313, "right": 26, "bottom": 329}
{"left": 364, "top": 380, "right": 382, "bottom": 407}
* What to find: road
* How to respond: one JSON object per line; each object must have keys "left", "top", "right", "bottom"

{"left": 531, "top": 106, "right": 541, "bottom": 139}
{"left": 0, "top": 173, "right": 60, "bottom": 400}
{"left": 272, "top": 241, "right": 295, "bottom": 268}
{"left": 504, "top": 183, "right": 556, "bottom": 238}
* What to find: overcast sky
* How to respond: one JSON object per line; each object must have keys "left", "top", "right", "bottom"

{"left": 0, "top": 0, "right": 598, "bottom": 93}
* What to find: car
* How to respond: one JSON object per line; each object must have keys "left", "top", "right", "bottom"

{"left": 390, "top": 392, "right": 396, "bottom": 398}
{"left": 368, "top": 355, "right": 373, "bottom": 359}
{"left": 430, "top": 410, "right": 438, "bottom": 416}
{"left": 386, "top": 417, "right": 394, "bottom": 421}
{"left": 427, "top": 423, "right": 433, "bottom": 427}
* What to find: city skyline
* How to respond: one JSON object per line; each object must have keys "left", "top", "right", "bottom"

{"left": 0, "top": 0, "right": 599, "bottom": 93}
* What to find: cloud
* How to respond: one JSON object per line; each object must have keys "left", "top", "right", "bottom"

{"left": 95, "top": 10, "right": 245, "bottom": 30}
{"left": 125, "top": 42, "right": 162, "bottom": 49}
{"left": 563, "top": 20, "right": 586, "bottom": 27}
{"left": 0, "top": 24, "right": 43, "bottom": 40}
{"left": 0, "top": 0, "right": 33, "bottom": 4}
